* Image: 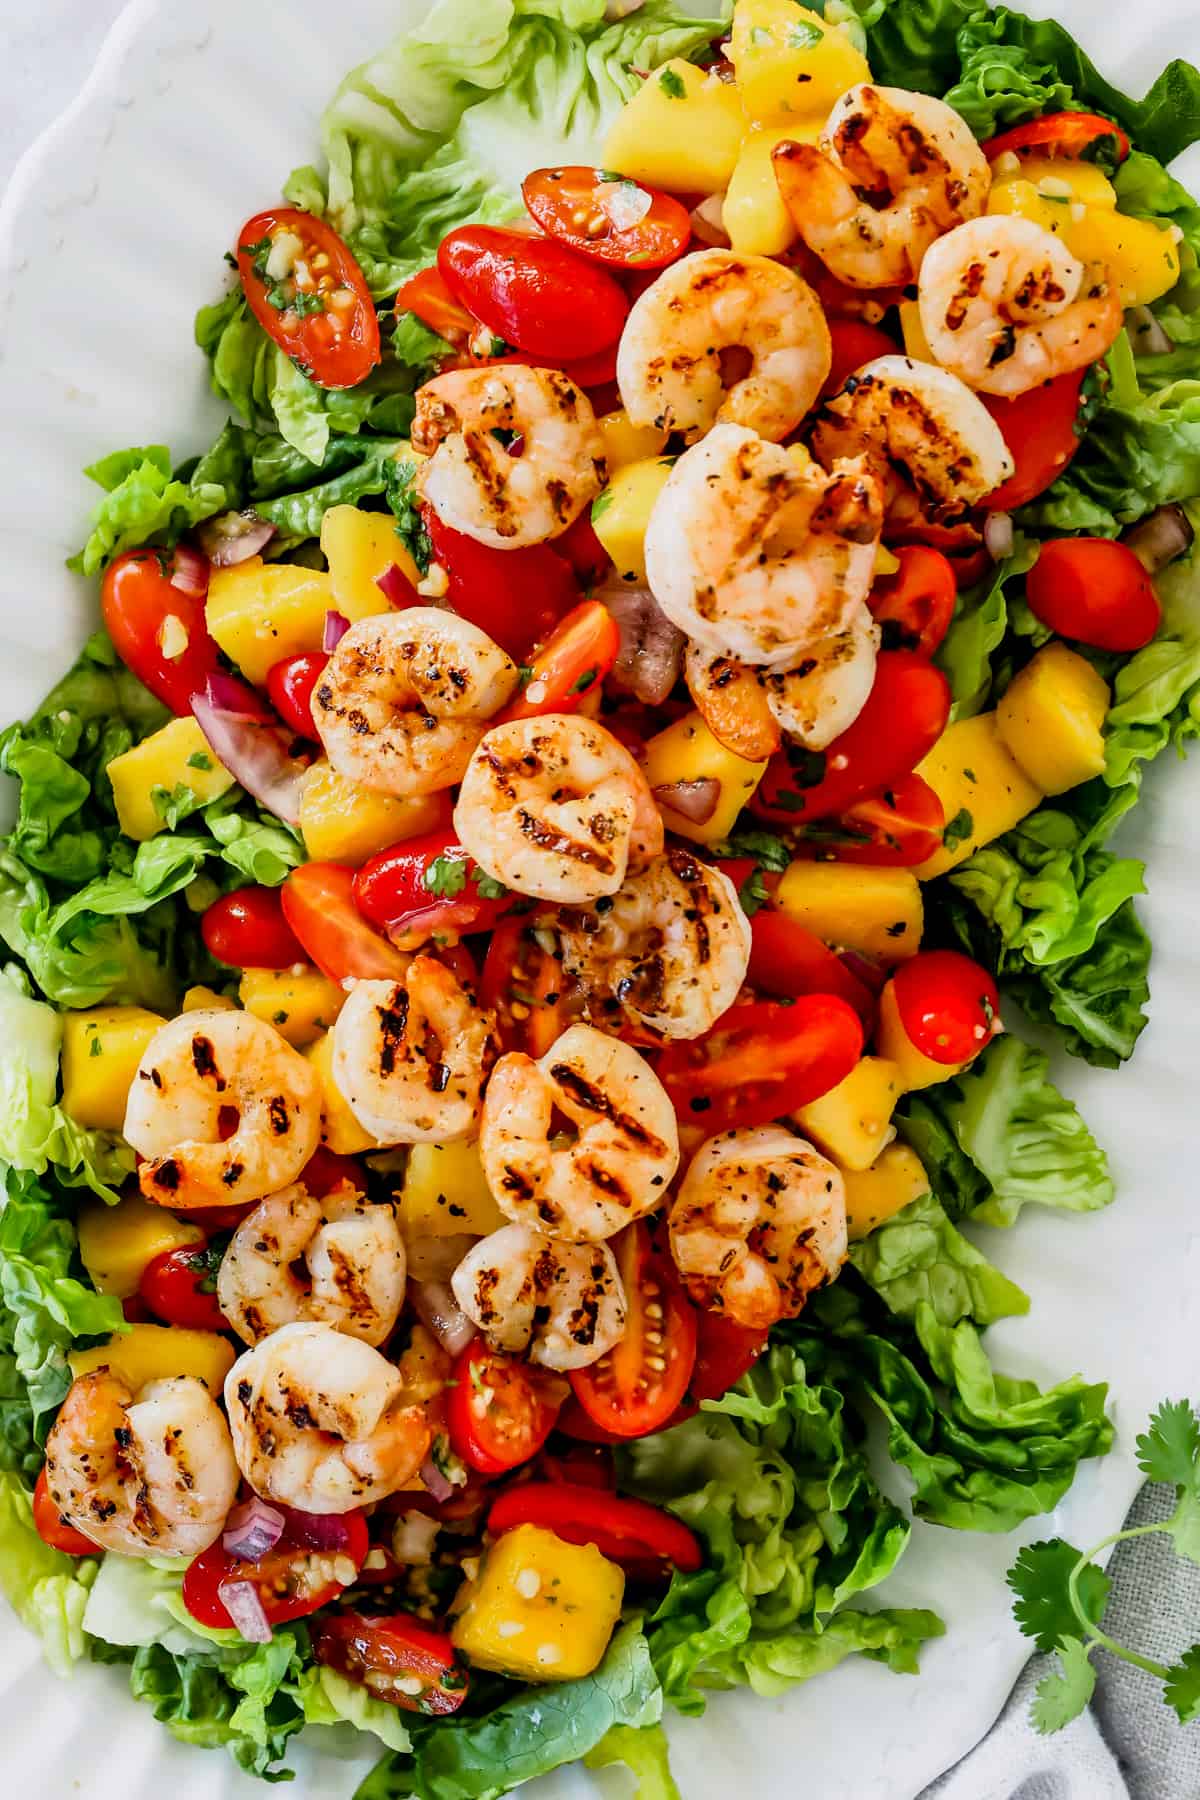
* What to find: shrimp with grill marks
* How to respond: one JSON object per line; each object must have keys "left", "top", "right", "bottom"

{"left": 124, "top": 1010, "right": 321, "bottom": 1210}
{"left": 451, "top": 1224, "right": 626, "bottom": 1370}
{"left": 479, "top": 1021, "right": 679, "bottom": 1241}
{"left": 758, "top": 602, "right": 880, "bottom": 750}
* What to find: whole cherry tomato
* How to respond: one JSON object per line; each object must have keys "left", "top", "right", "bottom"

{"left": 139, "top": 1240, "right": 227, "bottom": 1332}
{"left": 568, "top": 1223, "right": 697, "bottom": 1438}
{"left": 183, "top": 1507, "right": 369, "bottom": 1629}
{"left": 891, "top": 949, "right": 1002, "bottom": 1064}
{"left": 101, "top": 547, "right": 222, "bottom": 716}
{"left": 266, "top": 652, "right": 329, "bottom": 739}
{"left": 657, "top": 995, "right": 864, "bottom": 1135}
{"left": 438, "top": 226, "right": 629, "bottom": 359}
{"left": 236, "top": 207, "right": 380, "bottom": 389}
{"left": 522, "top": 167, "right": 691, "bottom": 270}
{"left": 982, "top": 110, "right": 1130, "bottom": 165}
{"left": 498, "top": 601, "right": 619, "bottom": 722}
{"left": 353, "top": 830, "right": 514, "bottom": 952}
{"left": 300, "top": 1146, "right": 364, "bottom": 1196}
{"left": 1024, "top": 538, "right": 1161, "bottom": 651}
{"left": 446, "top": 1340, "right": 565, "bottom": 1475}
{"left": 32, "top": 1468, "right": 96, "bottom": 1555}
{"left": 312, "top": 1610, "right": 469, "bottom": 1715}
{"left": 201, "top": 886, "right": 305, "bottom": 969}
{"left": 281, "top": 863, "right": 410, "bottom": 982}
{"left": 868, "top": 547, "right": 957, "bottom": 658}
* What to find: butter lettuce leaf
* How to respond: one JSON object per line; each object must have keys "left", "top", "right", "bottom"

{"left": 0, "top": 1469, "right": 95, "bottom": 1675}
{"left": 849, "top": 1190, "right": 1029, "bottom": 1322}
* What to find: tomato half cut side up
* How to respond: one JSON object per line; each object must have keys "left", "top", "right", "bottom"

{"left": 353, "top": 830, "right": 513, "bottom": 953}
{"left": 982, "top": 111, "right": 1130, "bottom": 165}
{"left": 868, "top": 547, "right": 957, "bottom": 659}
{"left": 282, "top": 863, "right": 410, "bottom": 982}
{"left": 891, "top": 949, "right": 1002, "bottom": 1065}
{"left": 745, "top": 908, "right": 875, "bottom": 1024}
{"left": 982, "top": 369, "right": 1087, "bottom": 512}
{"left": 183, "top": 1508, "right": 369, "bottom": 1629}
{"left": 498, "top": 601, "right": 620, "bottom": 722}
{"left": 569, "top": 1222, "right": 697, "bottom": 1438}
{"left": 312, "top": 1610, "right": 469, "bottom": 1715}
{"left": 802, "top": 771, "right": 945, "bottom": 869}
{"left": 522, "top": 167, "right": 691, "bottom": 270}
{"left": 33, "top": 1467, "right": 97, "bottom": 1555}
{"left": 657, "top": 995, "right": 864, "bottom": 1135}
{"left": 488, "top": 1483, "right": 702, "bottom": 1578}
{"left": 101, "top": 547, "right": 222, "bottom": 716}
{"left": 437, "top": 226, "right": 630, "bottom": 360}
{"left": 446, "top": 1340, "right": 565, "bottom": 1475}
{"left": 201, "top": 885, "right": 306, "bottom": 970}
{"left": 1024, "top": 537, "right": 1161, "bottom": 652}
{"left": 139, "top": 1241, "right": 227, "bottom": 1333}
{"left": 481, "top": 917, "right": 574, "bottom": 1057}
{"left": 237, "top": 207, "right": 380, "bottom": 389}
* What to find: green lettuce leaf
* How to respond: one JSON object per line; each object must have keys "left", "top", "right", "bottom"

{"left": 583, "top": 1724, "right": 680, "bottom": 1800}
{"left": 849, "top": 1190, "right": 1029, "bottom": 1323}
{"left": 123, "top": 1638, "right": 306, "bottom": 1781}
{"left": 1115, "top": 152, "right": 1200, "bottom": 347}
{"left": 0, "top": 1469, "right": 95, "bottom": 1675}
{"left": 1104, "top": 535, "right": 1200, "bottom": 792}
{"left": 296, "top": 1664, "right": 413, "bottom": 1753}
{"left": 936, "top": 536, "right": 1041, "bottom": 718}
{"left": 69, "top": 447, "right": 226, "bottom": 578}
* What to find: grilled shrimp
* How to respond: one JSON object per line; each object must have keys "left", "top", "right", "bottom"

{"left": 758, "top": 603, "right": 880, "bottom": 750}
{"left": 217, "top": 1184, "right": 406, "bottom": 1347}
{"left": 558, "top": 849, "right": 750, "bottom": 1041}
{"left": 773, "top": 85, "right": 990, "bottom": 288}
{"left": 616, "top": 248, "right": 831, "bottom": 443}
{"left": 453, "top": 714, "right": 663, "bottom": 903}
{"left": 644, "top": 423, "right": 882, "bottom": 669}
{"left": 479, "top": 1021, "right": 679, "bottom": 1241}
{"left": 225, "top": 1321, "right": 431, "bottom": 1513}
{"left": 669, "top": 1126, "right": 847, "bottom": 1329}
{"left": 917, "top": 214, "right": 1123, "bottom": 398}
{"left": 413, "top": 365, "right": 606, "bottom": 548}
{"left": 812, "top": 355, "right": 1014, "bottom": 525}
{"left": 451, "top": 1224, "right": 626, "bottom": 1370}
{"left": 44, "top": 1370, "right": 238, "bottom": 1558}
{"left": 312, "top": 609, "right": 518, "bottom": 798}
{"left": 683, "top": 645, "right": 782, "bottom": 762}
{"left": 331, "top": 957, "right": 495, "bottom": 1145}
{"left": 125, "top": 1010, "right": 322, "bottom": 1210}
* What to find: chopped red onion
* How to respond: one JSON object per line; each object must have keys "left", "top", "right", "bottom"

{"left": 1123, "top": 503, "right": 1195, "bottom": 574}
{"left": 411, "top": 1279, "right": 477, "bottom": 1356}
{"left": 604, "top": 582, "right": 685, "bottom": 705}
{"left": 983, "top": 512, "right": 1014, "bottom": 561}
{"left": 196, "top": 510, "right": 276, "bottom": 568}
{"left": 191, "top": 677, "right": 312, "bottom": 826}
{"left": 652, "top": 777, "right": 720, "bottom": 824}
{"left": 218, "top": 1578, "right": 272, "bottom": 1643}
{"left": 203, "top": 668, "right": 270, "bottom": 718}
{"left": 391, "top": 1511, "right": 441, "bottom": 1565}
{"left": 169, "top": 544, "right": 209, "bottom": 599}
{"left": 1126, "top": 304, "right": 1174, "bottom": 357}
{"left": 222, "top": 1497, "right": 285, "bottom": 1562}
{"left": 375, "top": 562, "right": 418, "bottom": 609}
{"left": 274, "top": 1503, "right": 354, "bottom": 1552}
{"left": 406, "top": 1231, "right": 477, "bottom": 1283}
{"left": 838, "top": 948, "right": 887, "bottom": 996}
{"left": 689, "top": 194, "right": 730, "bottom": 248}
{"left": 323, "top": 609, "right": 351, "bottom": 653}
{"left": 420, "top": 1456, "right": 455, "bottom": 1504}
{"left": 599, "top": 180, "right": 653, "bottom": 232}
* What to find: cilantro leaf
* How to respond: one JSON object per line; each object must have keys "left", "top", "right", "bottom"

{"left": 738, "top": 868, "right": 771, "bottom": 918}
{"left": 942, "top": 807, "right": 974, "bottom": 851}
{"left": 1136, "top": 1399, "right": 1200, "bottom": 1489}
{"left": 474, "top": 871, "right": 508, "bottom": 901}
{"left": 423, "top": 854, "right": 468, "bottom": 899}
{"left": 712, "top": 828, "right": 792, "bottom": 873}
{"left": 658, "top": 67, "right": 686, "bottom": 98}
{"left": 1166, "top": 1489, "right": 1200, "bottom": 1567}
{"left": 1007, "top": 1540, "right": 1110, "bottom": 1653}
{"left": 1163, "top": 1645, "right": 1200, "bottom": 1725}
{"left": 383, "top": 457, "right": 432, "bottom": 576}
{"left": 1031, "top": 1638, "right": 1095, "bottom": 1734}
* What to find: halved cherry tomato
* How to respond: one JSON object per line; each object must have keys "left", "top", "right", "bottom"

{"left": 555, "top": 511, "right": 612, "bottom": 586}
{"left": 312, "top": 1610, "right": 469, "bottom": 1715}
{"left": 822, "top": 318, "right": 898, "bottom": 399}
{"left": 301, "top": 1146, "right": 363, "bottom": 1196}
{"left": 801, "top": 772, "right": 945, "bottom": 868}
{"left": 183, "top": 1507, "right": 369, "bottom": 1629}
{"left": 657, "top": 995, "right": 864, "bottom": 1135}
{"left": 690, "top": 1314, "right": 769, "bottom": 1403}
{"left": 201, "top": 886, "right": 305, "bottom": 970}
{"left": 438, "top": 226, "right": 629, "bottom": 360}
{"left": 488, "top": 1483, "right": 702, "bottom": 1577}
{"left": 266, "top": 651, "right": 330, "bottom": 739}
{"left": 353, "top": 830, "right": 513, "bottom": 952}
{"left": 395, "top": 267, "right": 479, "bottom": 353}
{"left": 499, "top": 601, "right": 620, "bottom": 723}
{"left": 139, "top": 1241, "right": 227, "bottom": 1332}
{"left": 529, "top": 1442, "right": 616, "bottom": 1489}
{"left": 282, "top": 863, "right": 410, "bottom": 982}
{"left": 446, "top": 1341, "right": 565, "bottom": 1476}
{"left": 751, "top": 652, "right": 951, "bottom": 826}
{"left": 101, "top": 547, "right": 222, "bottom": 716}
{"left": 481, "top": 918, "right": 574, "bottom": 1057}
{"left": 32, "top": 1467, "right": 96, "bottom": 1555}
{"left": 426, "top": 512, "right": 578, "bottom": 661}
{"left": 522, "top": 167, "right": 691, "bottom": 270}
{"left": 237, "top": 207, "right": 380, "bottom": 390}
{"left": 1024, "top": 537, "right": 1161, "bottom": 651}
{"left": 982, "top": 111, "right": 1130, "bottom": 166}
{"left": 745, "top": 908, "right": 875, "bottom": 1025}
{"left": 569, "top": 1223, "right": 697, "bottom": 1439}
{"left": 868, "top": 547, "right": 957, "bottom": 658}
{"left": 891, "top": 949, "right": 1002, "bottom": 1064}
{"left": 982, "top": 369, "right": 1087, "bottom": 511}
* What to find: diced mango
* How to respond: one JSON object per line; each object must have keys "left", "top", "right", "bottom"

{"left": 596, "top": 410, "right": 669, "bottom": 475}
{"left": 899, "top": 299, "right": 936, "bottom": 365}
{"left": 987, "top": 177, "right": 1181, "bottom": 307}
{"left": 300, "top": 760, "right": 445, "bottom": 865}
{"left": 78, "top": 1194, "right": 204, "bottom": 1299}
{"left": 320, "top": 504, "right": 420, "bottom": 617}
{"left": 995, "top": 642, "right": 1110, "bottom": 796}
{"left": 875, "top": 979, "right": 965, "bottom": 1091}
{"left": 725, "top": 124, "right": 815, "bottom": 256}
{"left": 61, "top": 1006, "right": 166, "bottom": 1133}
{"left": 305, "top": 1030, "right": 381, "bottom": 1156}
{"left": 913, "top": 713, "right": 1043, "bottom": 879}
{"left": 70, "top": 1323, "right": 235, "bottom": 1394}
{"left": 183, "top": 985, "right": 237, "bottom": 1012}
{"left": 641, "top": 711, "right": 768, "bottom": 845}
{"left": 240, "top": 965, "right": 346, "bottom": 1048}
{"left": 400, "top": 1140, "right": 507, "bottom": 1240}
{"left": 602, "top": 60, "right": 745, "bottom": 196}
{"left": 591, "top": 458, "right": 673, "bottom": 586}
{"left": 874, "top": 543, "right": 901, "bottom": 578}
{"left": 842, "top": 1143, "right": 931, "bottom": 1240}
{"left": 775, "top": 861, "right": 923, "bottom": 960}
{"left": 794, "top": 1055, "right": 902, "bottom": 1171}
{"left": 992, "top": 155, "right": 1118, "bottom": 209}
{"left": 730, "top": 1, "right": 871, "bottom": 124}
{"left": 206, "top": 557, "right": 338, "bottom": 685}
{"left": 452, "top": 1523, "right": 624, "bottom": 1682}
{"left": 107, "top": 717, "right": 235, "bottom": 842}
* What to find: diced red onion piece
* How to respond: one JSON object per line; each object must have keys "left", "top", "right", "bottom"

{"left": 983, "top": 512, "right": 1014, "bottom": 561}
{"left": 411, "top": 1279, "right": 477, "bottom": 1357}
{"left": 604, "top": 582, "right": 685, "bottom": 705}
{"left": 222, "top": 1497, "right": 285, "bottom": 1562}
{"left": 838, "top": 948, "right": 888, "bottom": 996}
{"left": 191, "top": 679, "right": 311, "bottom": 826}
{"left": 653, "top": 777, "right": 720, "bottom": 824}
{"left": 689, "top": 194, "right": 730, "bottom": 248}
{"left": 196, "top": 510, "right": 276, "bottom": 568}
{"left": 392, "top": 1510, "right": 441, "bottom": 1565}
{"left": 218, "top": 1578, "right": 272, "bottom": 1643}
{"left": 375, "top": 562, "right": 418, "bottom": 609}
{"left": 599, "top": 180, "right": 653, "bottom": 233}
{"left": 406, "top": 1231, "right": 477, "bottom": 1283}
{"left": 420, "top": 1456, "right": 455, "bottom": 1504}
{"left": 323, "top": 609, "right": 351, "bottom": 653}
{"left": 169, "top": 544, "right": 209, "bottom": 599}
{"left": 203, "top": 669, "right": 271, "bottom": 719}
{"left": 273, "top": 1504, "right": 353, "bottom": 1553}
{"left": 1126, "top": 304, "right": 1174, "bottom": 357}
{"left": 1123, "top": 503, "right": 1195, "bottom": 574}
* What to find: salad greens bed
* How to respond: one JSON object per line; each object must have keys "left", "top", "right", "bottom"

{"left": 2, "top": 0, "right": 1200, "bottom": 1793}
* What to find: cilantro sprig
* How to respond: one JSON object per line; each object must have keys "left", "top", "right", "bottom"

{"left": 1008, "top": 1398, "right": 1200, "bottom": 1731}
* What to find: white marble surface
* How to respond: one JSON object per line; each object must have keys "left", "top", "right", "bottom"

{"left": 1, "top": 1, "right": 128, "bottom": 187}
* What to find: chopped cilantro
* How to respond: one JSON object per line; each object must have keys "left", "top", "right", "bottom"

{"left": 942, "top": 807, "right": 974, "bottom": 851}
{"left": 568, "top": 666, "right": 598, "bottom": 696}
{"left": 786, "top": 20, "right": 822, "bottom": 48}
{"left": 186, "top": 751, "right": 213, "bottom": 772}
{"left": 423, "top": 854, "right": 469, "bottom": 899}
{"left": 89, "top": 1037, "right": 103, "bottom": 1058}
{"left": 384, "top": 457, "right": 433, "bottom": 576}
{"left": 592, "top": 488, "right": 614, "bottom": 522}
{"left": 658, "top": 67, "right": 686, "bottom": 98}
{"left": 474, "top": 870, "right": 508, "bottom": 901}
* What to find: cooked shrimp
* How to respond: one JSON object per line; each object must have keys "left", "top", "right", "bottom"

{"left": 558, "top": 849, "right": 750, "bottom": 1042}
{"left": 451, "top": 1224, "right": 626, "bottom": 1370}
{"left": 413, "top": 365, "right": 606, "bottom": 548}
{"left": 917, "top": 214, "right": 1123, "bottom": 398}
{"left": 479, "top": 1021, "right": 679, "bottom": 1240}
{"left": 312, "top": 609, "right": 518, "bottom": 798}
{"left": 225, "top": 1321, "right": 431, "bottom": 1513}
{"left": 453, "top": 714, "right": 663, "bottom": 903}
{"left": 44, "top": 1370, "right": 238, "bottom": 1558}
{"left": 683, "top": 644, "right": 781, "bottom": 762}
{"left": 758, "top": 603, "right": 880, "bottom": 750}
{"left": 616, "top": 248, "right": 831, "bottom": 443}
{"left": 331, "top": 957, "right": 495, "bottom": 1145}
{"left": 773, "top": 85, "right": 990, "bottom": 288}
{"left": 668, "top": 1126, "right": 847, "bottom": 1329}
{"left": 644, "top": 423, "right": 882, "bottom": 669}
{"left": 812, "top": 355, "right": 1014, "bottom": 524}
{"left": 217, "top": 1184, "right": 406, "bottom": 1347}
{"left": 125, "top": 1010, "right": 321, "bottom": 1210}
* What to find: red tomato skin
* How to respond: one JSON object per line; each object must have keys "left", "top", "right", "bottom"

{"left": 353, "top": 831, "right": 513, "bottom": 951}
{"left": 237, "top": 208, "right": 380, "bottom": 390}
{"left": 1024, "top": 538, "right": 1161, "bottom": 651}
{"left": 201, "top": 886, "right": 305, "bottom": 970}
{"left": 425, "top": 511, "right": 577, "bottom": 661}
{"left": 746, "top": 909, "right": 876, "bottom": 1024}
{"left": 982, "top": 370, "right": 1087, "bottom": 511}
{"left": 822, "top": 319, "right": 898, "bottom": 398}
{"left": 488, "top": 1482, "right": 703, "bottom": 1575}
{"left": 139, "top": 1244, "right": 227, "bottom": 1332}
{"left": 183, "top": 1509, "right": 369, "bottom": 1628}
{"left": 282, "top": 863, "right": 410, "bottom": 982}
{"left": 481, "top": 918, "right": 574, "bottom": 1057}
{"left": 868, "top": 547, "right": 957, "bottom": 659}
{"left": 498, "top": 601, "right": 620, "bottom": 723}
{"left": 892, "top": 949, "right": 1002, "bottom": 1064}
{"left": 101, "top": 548, "right": 222, "bottom": 716}
{"left": 438, "top": 227, "right": 629, "bottom": 359}
{"left": 805, "top": 772, "right": 945, "bottom": 869}
{"left": 300, "top": 1146, "right": 363, "bottom": 1196}
{"left": 446, "top": 1341, "right": 563, "bottom": 1475}
{"left": 33, "top": 1468, "right": 97, "bottom": 1555}
{"left": 568, "top": 1224, "right": 698, "bottom": 1439}
{"left": 982, "top": 111, "right": 1130, "bottom": 164}
{"left": 522, "top": 168, "right": 691, "bottom": 271}
{"left": 657, "top": 995, "right": 864, "bottom": 1135}
{"left": 312, "top": 1611, "right": 469, "bottom": 1716}
{"left": 395, "top": 267, "right": 478, "bottom": 352}
{"left": 266, "top": 652, "right": 330, "bottom": 739}
{"left": 555, "top": 511, "right": 611, "bottom": 586}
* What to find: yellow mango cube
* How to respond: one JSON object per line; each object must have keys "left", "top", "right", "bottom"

{"left": 641, "top": 711, "right": 768, "bottom": 845}
{"left": 842, "top": 1143, "right": 931, "bottom": 1240}
{"left": 300, "top": 761, "right": 445, "bottom": 865}
{"left": 596, "top": 410, "right": 669, "bottom": 475}
{"left": 591, "top": 458, "right": 673, "bottom": 585}
{"left": 240, "top": 965, "right": 346, "bottom": 1048}
{"left": 899, "top": 299, "right": 937, "bottom": 366}
{"left": 603, "top": 60, "right": 745, "bottom": 196}
{"left": 725, "top": 123, "right": 816, "bottom": 256}
{"left": 70, "top": 1323, "right": 235, "bottom": 1395}
{"left": 794, "top": 1055, "right": 902, "bottom": 1171}
{"left": 875, "top": 980, "right": 965, "bottom": 1091}
{"left": 731, "top": 0, "right": 871, "bottom": 123}
{"left": 183, "top": 985, "right": 237, "bottom": 1012}
{"left": 206, "top": 557, "right": 337, "bottom": 685}
{"left": 107, "top": 717, "right": 234, "bottom": 842}
{"left": 995, "top": 643, "right": 1110, "bottom": 797}
{"left": 987, "top": 177, "right": 1180, "bottom": 307}
{"left": 305, "top": 1031, "right": 381, "bottom": 1156}
{"left": 775, "top": 861, "right": 923, "bottom": 960}
{"left": 61, "top": 1006, "right": 166, "bottom": 1133}
{"left": 913, "top": 713, "right": 1043, "bottom": 879}
{"left": 994, "top": 156, "right": 1118, "bottom": 209}
{"left": 320, "top": 504, "right": 420, "bottom": 617}
{"left": 452, "top": 1524, "right": 624, "bottom": 1682}
{"left": 400, "top": 1140, "right": 507, "bottom": 1240}
{"left": 78, "top": 1194, "right": 204, "bottom": 1299}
